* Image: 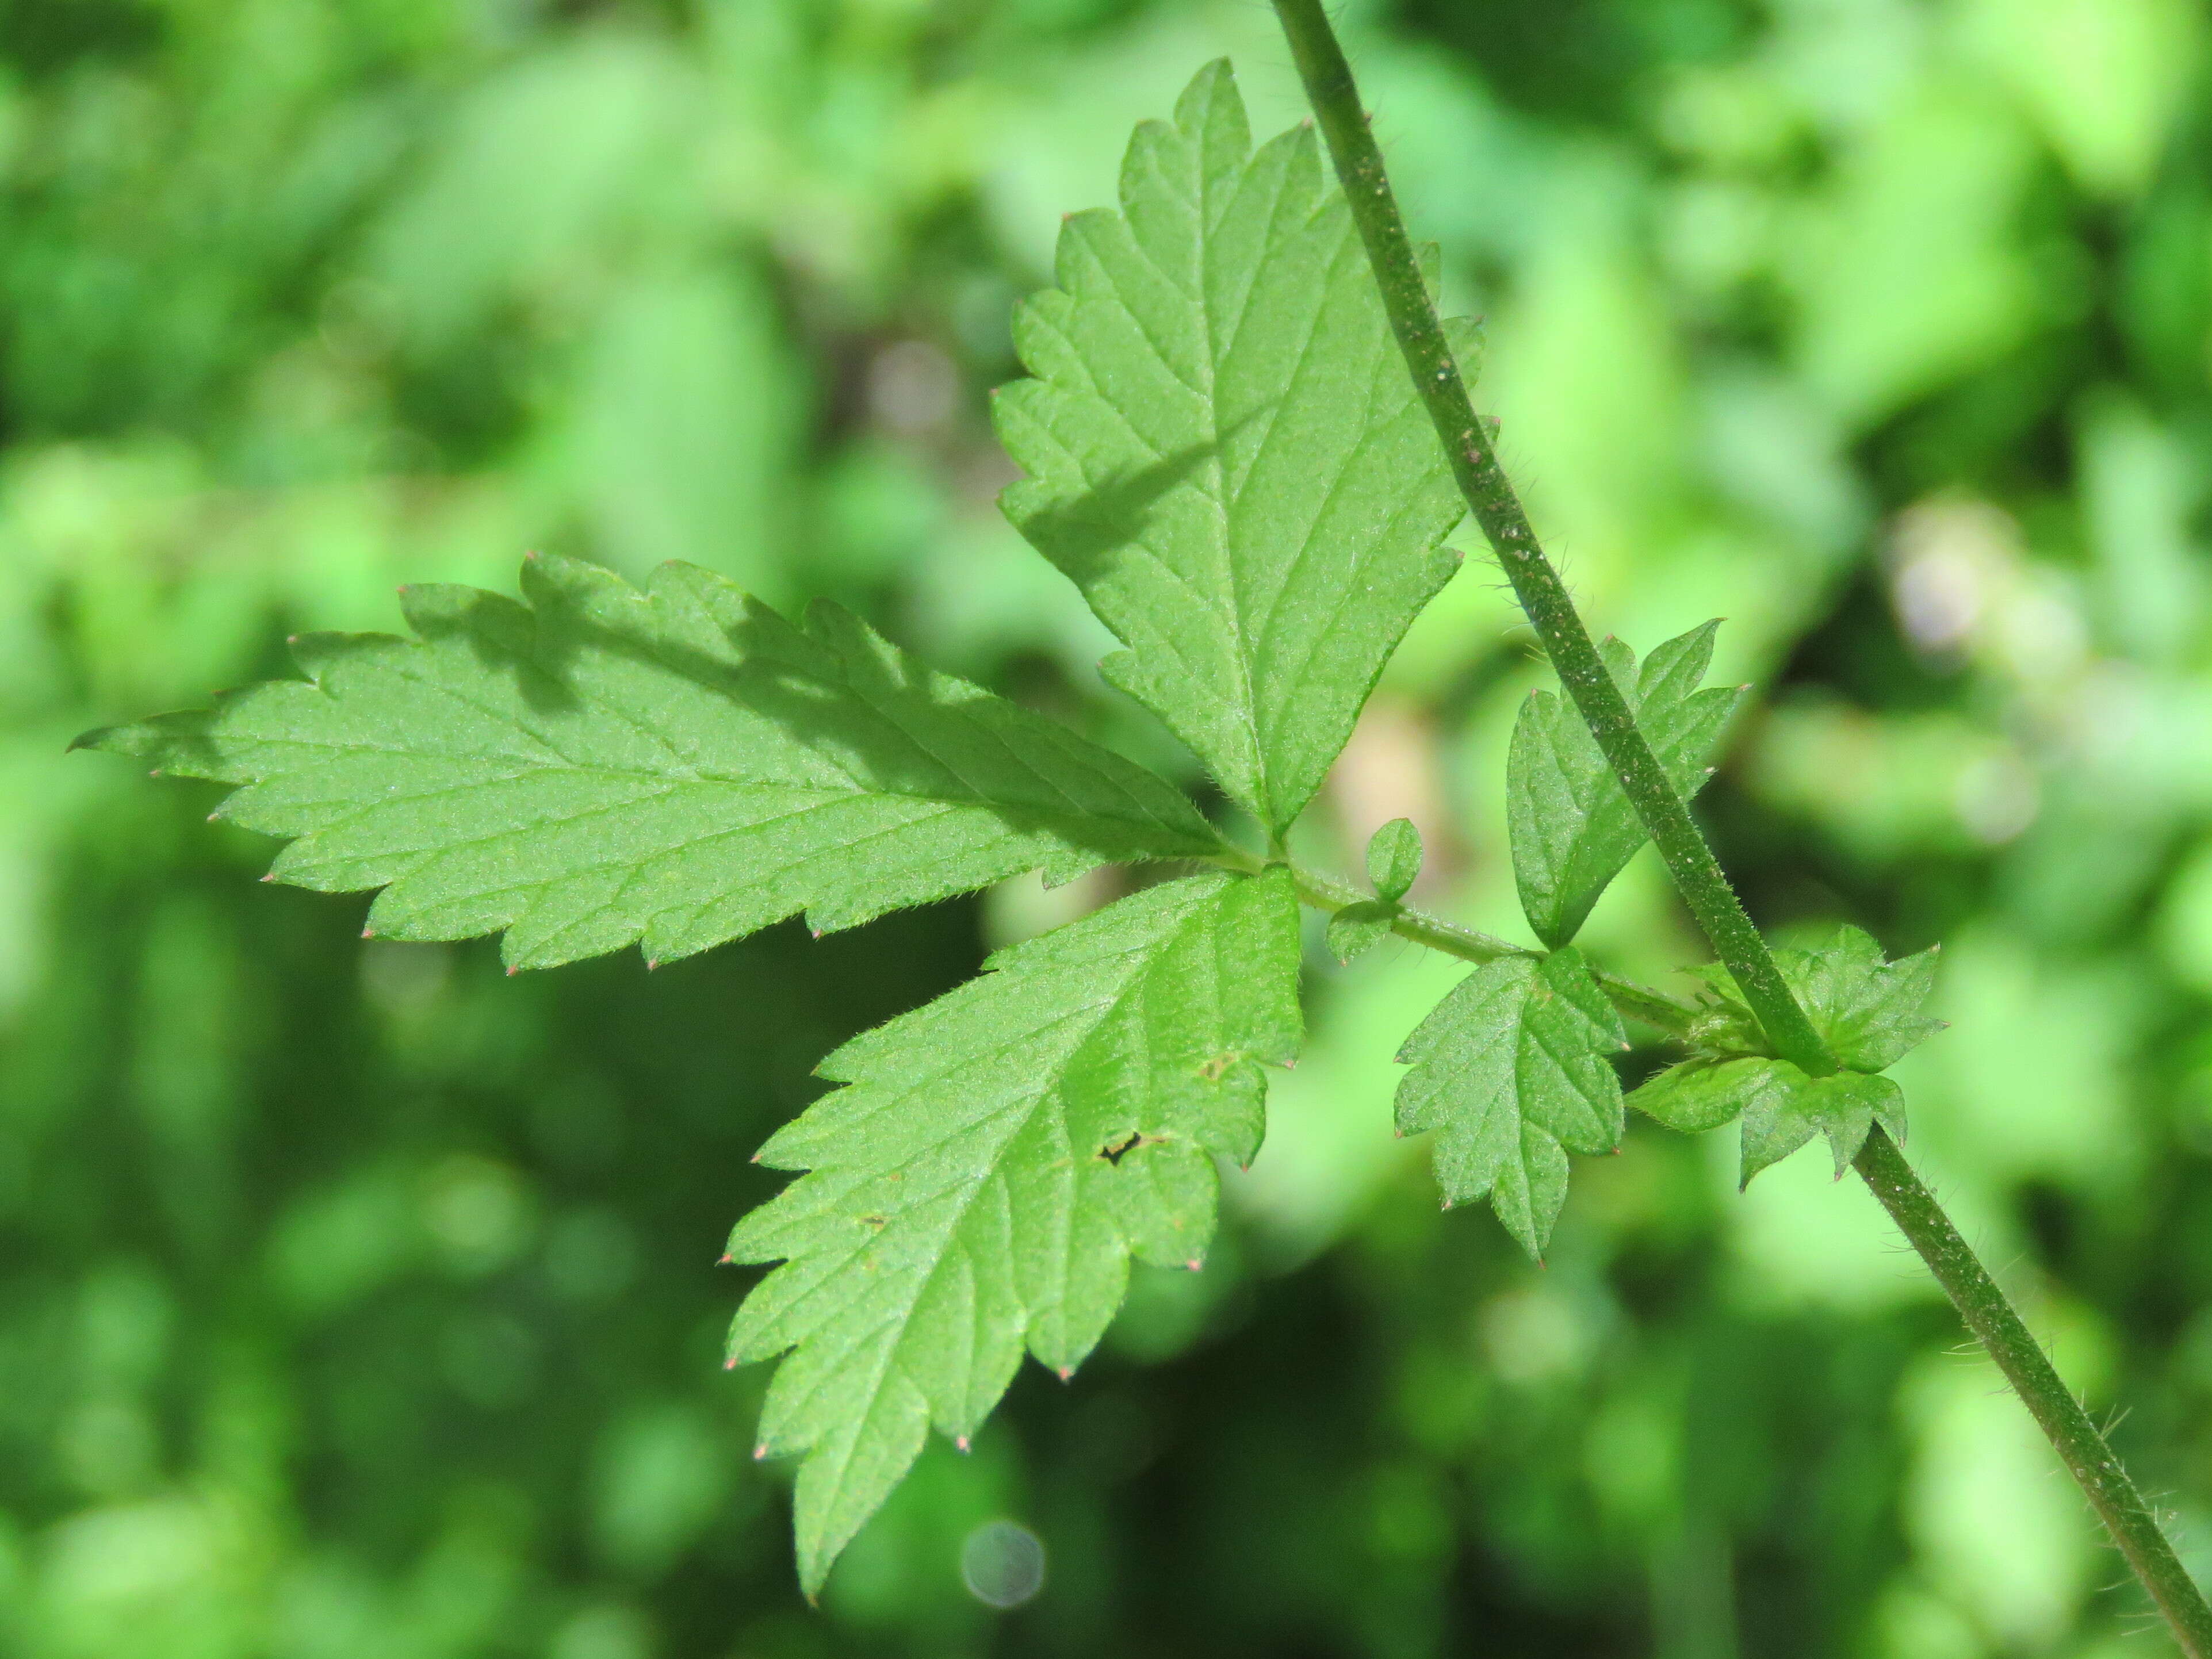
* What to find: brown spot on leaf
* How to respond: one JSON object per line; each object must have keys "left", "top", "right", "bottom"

{"left": 1198, "top": 1052, "right": 1238, "bottom": 1082}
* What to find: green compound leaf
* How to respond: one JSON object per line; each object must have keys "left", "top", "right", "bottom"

{"left": 1632, "top": 924, "right": 1939, "bottom": 1183}
{"left": 1394, "top": 947, "right": 1628, "bottom": 1260}
{"left": 995, "top": 59, "right": 1478, "bottom": 837}
{"left": 78, "top": 554, "right": 1222, "bottom": 971}
{"left": 1634, "top": 1056, "right": 1906, "bottom": 1186}
{"left": 1681, "top": 924, "right": 1945, "bottom": 1072}
{"left": 1365, "top": 817, "right": 1423, "bottom": 904}
{"left": 1507, "top": 622, "right": 1744, "bottom": 949}
{"left": 726, "top": 869, "right": 1302, "bottom": 1593}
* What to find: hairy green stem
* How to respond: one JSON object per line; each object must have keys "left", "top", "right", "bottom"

{"left": 1271, "top": 0, "right": 1825, "bottom": 1076}
{"left": 1854, "top": 1127, "right": 2212, "bottom": 1656}
{"left": 1587, "top": 969, "right": 1700, "bottom": 1039}
{"left": 1270, "top": 2, "right": 2212, "bottom": 1646}
{"left": 1287, "top": 863, "right": 1521, "bottom": 963}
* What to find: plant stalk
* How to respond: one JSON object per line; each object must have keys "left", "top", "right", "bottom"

{"left": 1270, "top": 0, "right": 1825, "bottom": 1077}
{"left": 1270, "top": 1, "right": 2212, "bottom": 1646}
{"left": 1854, "top": 1126, "right": 2212, "bottom": 1657}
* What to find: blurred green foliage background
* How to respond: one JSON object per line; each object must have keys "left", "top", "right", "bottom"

{"left": 6, "top": 0, "right": 2212, "bottom": 1653}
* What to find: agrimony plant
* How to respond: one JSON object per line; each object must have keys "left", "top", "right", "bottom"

{"left": 79, "top": 7, "right": 2212, "bottom": 1645}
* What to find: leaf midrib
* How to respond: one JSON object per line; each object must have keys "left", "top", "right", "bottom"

{"left": 243, "top": 719, "right": 1190, "bottom": 844}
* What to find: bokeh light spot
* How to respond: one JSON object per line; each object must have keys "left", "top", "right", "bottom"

{"left": 959, "top": 1520, "right": 1046, "bottom": 1610}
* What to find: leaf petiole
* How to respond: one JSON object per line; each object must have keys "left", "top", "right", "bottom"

{"left": 1201, "top": 850, "right": 1700, "bottom": 1036}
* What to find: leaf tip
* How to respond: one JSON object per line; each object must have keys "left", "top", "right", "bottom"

{"left": 1184, "top": 1258, "right": 1202, "bottom": 1271}
{"left": 361, "top": 926, "right": 375, "bottom": 940}
{"left": 751, "top": 1440, "right": 767, "bottom": 1457}
{"left": 955, "top": 1435, "right": 971, "bottom": 1453}
{"left": 644, "top": 957, "right": 659, "bottom": 972}
{"left": 505, "top": 964, "right": 519, "bottom": 978}
{"left": 148, "top": 768, "right": 162, "bottom": 778}
{"left": 259, "top": 873, "right": 275, "bottom": 883}
{"left": 1056, "top": 1366, "right": 1074, "bottom": 1382}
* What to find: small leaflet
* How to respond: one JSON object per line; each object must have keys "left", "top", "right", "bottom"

{"left": 1365, "top": 818, "right": 1424, "bottom": 904}
{"left": 1394, "top": 947, "right": 1627, "bottom": 1259}
{"left": 1629, "top": 924, "right": 1942, "bottom": 1183}
{"left": 1507, "top": 622, "right": 1743, "bottom": 949}
{"left": 1633, "top": 1054, "right": 1907, "bottom": 1186}
{"left": 1326, "top": 899, "right": 1396, "bottom": 964}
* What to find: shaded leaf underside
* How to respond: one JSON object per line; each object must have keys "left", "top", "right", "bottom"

{"left": 83, "top": 554, "right": 1221, "bottom": 970}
